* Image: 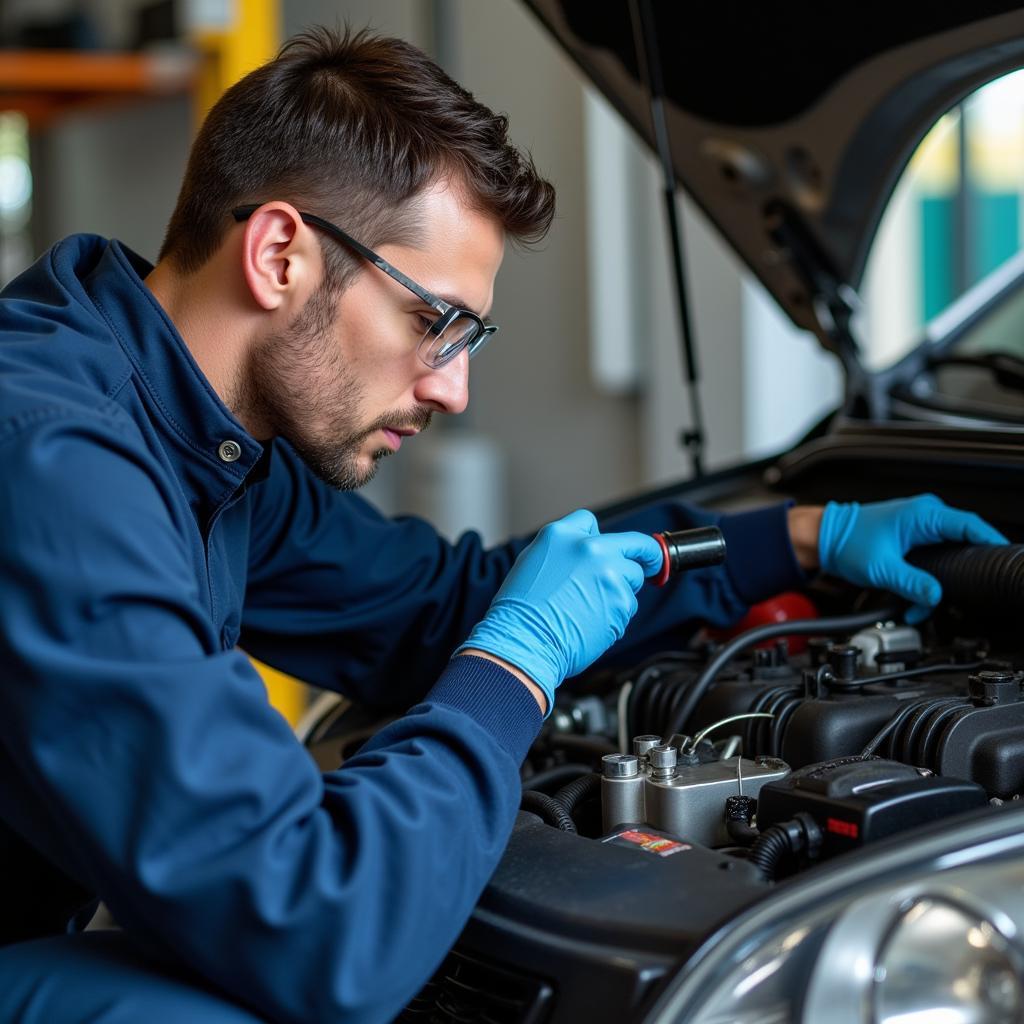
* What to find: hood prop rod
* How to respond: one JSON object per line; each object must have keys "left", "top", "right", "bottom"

{"left": 629, "top": 0, "right": 706, "bottom": 478}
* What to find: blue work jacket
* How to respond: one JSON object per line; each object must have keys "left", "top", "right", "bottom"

{"left": 0, "top": 236, "right": 805, "bottom": 1023}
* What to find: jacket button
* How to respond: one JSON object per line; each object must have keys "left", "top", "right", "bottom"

{"left": 218, "top": 439, "right": 242, "bottom": 463}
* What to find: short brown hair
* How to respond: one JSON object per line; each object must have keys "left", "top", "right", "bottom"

{"left": 159, "top": 26, "right": 555, "bottom": 282}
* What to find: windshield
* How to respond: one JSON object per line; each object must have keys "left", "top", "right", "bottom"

{"left": 861, "top": 70, "right": 1024, "bottom": 376}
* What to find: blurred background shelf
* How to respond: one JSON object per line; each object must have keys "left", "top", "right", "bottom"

{"left": 0, "top": 49, "right": 198, "bottom": 128}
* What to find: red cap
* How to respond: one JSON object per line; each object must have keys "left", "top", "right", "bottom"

{"left": 652, "top": 532, "right": 671, "bottom": 587}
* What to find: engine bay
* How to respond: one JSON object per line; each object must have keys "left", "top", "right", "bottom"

{"left": 379, "top": 539, "right": 1024, "bottom": 1021}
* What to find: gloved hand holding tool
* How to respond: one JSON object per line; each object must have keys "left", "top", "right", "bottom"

{"left": 819, "top": 494, "right": 1008, "bottom": 623}
{"left": 457, "top": 515, "right": 728, "bottom": 715}
{"left": 457, "top": 509, "right": 665, "bottom": 715}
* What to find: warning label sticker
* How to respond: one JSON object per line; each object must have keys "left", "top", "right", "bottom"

{"left": 603, "top": 829, "right": 691, "bottom": 857}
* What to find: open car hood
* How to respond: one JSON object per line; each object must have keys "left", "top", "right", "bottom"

{"left": 523, "top": 2, "right": 1024, "bottom": 380}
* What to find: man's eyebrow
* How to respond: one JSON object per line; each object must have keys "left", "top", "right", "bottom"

{"left": 438, "top": 294, "right": 491, "bottom": 320}
{"left": 440, "top": 295, "right": 474, "bottom": 313}
{"left": 409, "top": 287, "right": 490, "bottom": 319}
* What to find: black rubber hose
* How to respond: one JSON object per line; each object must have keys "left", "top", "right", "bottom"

{"left": 520, "top": 763, "right": 591, "bottom": 792}
{"left": 663, "top": 607, "right": 898, "bottom": 739}
{"left": 520, "top": 790, "right": 577, "bottom": 833}
{"left": 618, "top": 655, "right": 700, "bottom": 737}
{"left": 908, "top": 543, "right": 1024, "bottom": 620}
{"left": 655, "top": 676, "right": 682, "bottom": 732}
{"left": 552, "top": 772, "right": 602, "bottom": 816}
{"left": 826, "top": 660, "right": 983, "bottom": 692}
{"left": 746, "top": 813, "right": 823, "bottom": 880}
{"left": 746, "top": 824, "right": 792, "bottom": 880}
{"left": 726, "top": 819, "right": 760, "bottom": 845}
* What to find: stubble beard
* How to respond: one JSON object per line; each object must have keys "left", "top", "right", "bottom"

{"left": 232, "top": 281, "right": 431, "bottom": 491}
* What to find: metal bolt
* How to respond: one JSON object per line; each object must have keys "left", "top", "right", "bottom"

{"left": 649, "top": 743, "right": 678, "bottom": 779}
{"left": 632, "top": 735, "right": 661, "bottom": 761}
{"left": 602, "top": 754, "right": 640, "bottom": 779}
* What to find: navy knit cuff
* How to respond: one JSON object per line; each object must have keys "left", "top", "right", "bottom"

{"left": 424, "top": 655, "right": 543, "bottom": 764}
{"left": 718, "top": 502, "right": 808, "bottom": 606}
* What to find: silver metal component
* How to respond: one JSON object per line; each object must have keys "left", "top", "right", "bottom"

{"left": 217, "top": 439, "right": 242, "bottom": 463}
{"left": 644, "top": 757, "right": 790, "bottom": 847}
{"left": 602, "top": 753, "right": 640, "bottom": 779}
{"left": 601, "top": 764, "right": 646, "bottom": 831}
{"left": 736, "top": 755, "right": 743, "bottom": 796}
{"left": 632, "top": 735, "right": 661, "bottom": 761}
{"left": 849, "top": 623, "right": 922, "bottom": 673}
{"left": 649, "top": 744, "right": 678, "bottom": 779}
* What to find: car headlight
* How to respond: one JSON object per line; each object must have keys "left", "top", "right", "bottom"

{"left": 639, "top": 804, "right": 1024, "bottom": 1024}
{"left": 873, "top": 897, "right": 1022, "bottom": 1024}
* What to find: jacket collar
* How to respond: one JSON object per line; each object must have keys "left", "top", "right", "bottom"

{"left": 81, "top": 239, "right": 269, "bottom": 505}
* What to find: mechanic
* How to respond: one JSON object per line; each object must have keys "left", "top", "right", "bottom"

{"left": 0, "top": 26, "right": 1007, "bottom": 1024}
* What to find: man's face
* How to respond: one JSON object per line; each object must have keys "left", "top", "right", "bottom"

{"left": 240, "top": 182, "right": 505, "bottom": 490}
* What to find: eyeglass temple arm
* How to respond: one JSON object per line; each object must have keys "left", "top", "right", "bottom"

{"left": 231, "top": 204, "right": 448, "bottom": 312}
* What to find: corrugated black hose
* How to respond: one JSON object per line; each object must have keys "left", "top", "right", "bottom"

{"left": 551, "top": 772, "right": 602, "bottom": 817}
{"left": 745, "top": 812, "right": 822, "bottom": 881}
{"left": 520, "top": 790, "right": 577, "bottom": 833}
{"left": 908, "top": 543, "right": 1024, "bottom": 620}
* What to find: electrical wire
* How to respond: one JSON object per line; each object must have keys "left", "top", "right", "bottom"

{"left": 823, "top": 660, "right": 984, "bottom": 691}
{"left": 687, "top": 712, "right": 775, "bottom": 751}
{"left": 662, "top": 607, "right": 898, "bottom": 739}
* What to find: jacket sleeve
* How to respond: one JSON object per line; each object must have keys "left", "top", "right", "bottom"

{"left": 0, "top": 414, "right": 541, "bottom": 1024}
{"left": 240, "top": 440, "right": 532, "bottom": 707}
{"left": 242, "top": 442, "right": 806, "bottom": 701}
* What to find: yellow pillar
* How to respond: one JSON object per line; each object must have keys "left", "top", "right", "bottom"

{"left": 189, "top": 0, "right": 281, "bottom": 125}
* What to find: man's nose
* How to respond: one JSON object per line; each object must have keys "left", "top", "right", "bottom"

{"left": 414, "top": 347, "right": 470, "bottom": 415}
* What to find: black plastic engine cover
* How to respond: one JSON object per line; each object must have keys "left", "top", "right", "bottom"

{"left": 448, "top": 811, "right": 769, "bottom": 1023}
{"left": 757, "top": 757, "right": 989, "bottom": 859}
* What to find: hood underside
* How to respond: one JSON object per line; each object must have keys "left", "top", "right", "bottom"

{"left": 524, "top": 2, "right": 1024, "bottom": 358}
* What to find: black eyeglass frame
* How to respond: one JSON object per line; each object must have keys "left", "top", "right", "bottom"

{"left": 231, "top": 204, "right": 498, "bottom": 368}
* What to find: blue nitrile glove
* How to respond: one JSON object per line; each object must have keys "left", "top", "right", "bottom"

{"left": 455, "top": 509, "right": 664, "bottom": 716}
{"left": 818, "top": 494, "right": 1008, "bottom": 623}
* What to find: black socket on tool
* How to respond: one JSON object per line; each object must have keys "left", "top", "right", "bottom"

{"left": 652, "top": 526, "right": 726, "bottom": 586}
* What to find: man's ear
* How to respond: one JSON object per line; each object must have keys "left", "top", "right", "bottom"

{"left": 238, "top": 202, "right": 320, "bottom": 312}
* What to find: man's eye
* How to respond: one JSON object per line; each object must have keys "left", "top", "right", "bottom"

{"left": 415, "top": 313, "right": 436, "bottom": 334}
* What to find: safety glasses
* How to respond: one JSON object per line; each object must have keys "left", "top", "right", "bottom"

{"left": 232, "top": 204, "right": 499, "bottom": 369}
